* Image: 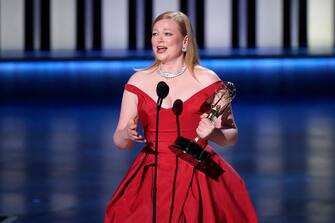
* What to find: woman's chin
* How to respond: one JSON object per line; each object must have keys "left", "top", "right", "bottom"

{"left": 156, "top": 55, "right": 167, "bottom": 62}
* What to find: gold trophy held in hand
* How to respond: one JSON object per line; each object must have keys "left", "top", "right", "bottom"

{"left": 169, "top": 81, "right": 236, "bottom": 179}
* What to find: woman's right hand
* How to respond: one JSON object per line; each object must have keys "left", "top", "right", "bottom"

{"left": 126, "top": 116, "right": 146, "bottom": 143}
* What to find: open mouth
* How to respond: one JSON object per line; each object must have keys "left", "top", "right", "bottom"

{"left": 157, "top": 46, "right": 167, "bottom": 53}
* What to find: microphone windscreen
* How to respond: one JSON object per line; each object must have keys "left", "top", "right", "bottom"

{"left": 172, "top": 99, "right": 183, "bottom": 115}
{"left": 156, "top": 81, "right": 169, "bottom": 99}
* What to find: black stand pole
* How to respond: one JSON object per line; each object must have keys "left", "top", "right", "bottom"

{"left": 153, "top": 98, "right": 162, "bottom": 223}
{"left": 152, "top": 81, "right": 169, "bottom": 223}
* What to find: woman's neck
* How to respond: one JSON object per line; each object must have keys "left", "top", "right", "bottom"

{"left": 159, "top": 58, "right": 185, "bottom": 73}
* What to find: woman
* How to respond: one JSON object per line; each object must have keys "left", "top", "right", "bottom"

{"left": 105, "top": 11, "right": 258, "bottom": 223}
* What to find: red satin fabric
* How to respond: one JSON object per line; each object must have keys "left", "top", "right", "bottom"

{"left": 105, "top": 81, "right": 258, "bottom": 223}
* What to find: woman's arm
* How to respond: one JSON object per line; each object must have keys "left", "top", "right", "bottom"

{"left": 195, "top": 70, "right": 238, "bottom": 147}
{"left": 113, "top": 89, "right": 145, "bottom": 149}
{"left": 196, "top": 105, "right": 238, "bottom": 147}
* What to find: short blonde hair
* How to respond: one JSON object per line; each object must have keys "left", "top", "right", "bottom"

{"left": 143, "top": 11, "right": 200, "bottom": 76}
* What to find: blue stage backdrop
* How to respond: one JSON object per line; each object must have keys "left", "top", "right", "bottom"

{"left": 0, "top": 57, "right": 335, "bottom": 104}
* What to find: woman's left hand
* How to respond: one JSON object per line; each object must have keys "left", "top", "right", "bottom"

{"left": 196, "top": 113, "right": 215, "bottom": 139}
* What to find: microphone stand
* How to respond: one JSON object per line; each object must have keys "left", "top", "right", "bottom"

{"left": 152, "top": 81, "right": 168, "bottom": 223}
{"left": 153, "top": 97, "right": 162, "bottom": 223}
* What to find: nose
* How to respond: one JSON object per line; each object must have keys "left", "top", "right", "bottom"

{"left": 157, "top": 36, "right": 163, "bottom": 43}
{"left": 156, "top": 33, "right": 163, "bottom": 41}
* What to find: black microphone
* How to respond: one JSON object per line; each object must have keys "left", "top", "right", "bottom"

{"left": 172, "top": 99, "right": 183, "bottom": 137}
{"left": 156, "top": 81, "right": 169, "bottom": 109}
{"left": 172, "top": 99, "right": 183, "bottom": 116}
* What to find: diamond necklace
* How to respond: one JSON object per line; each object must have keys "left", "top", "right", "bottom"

{"left": 157, "top": 64, "right": 187, "bottom": 79}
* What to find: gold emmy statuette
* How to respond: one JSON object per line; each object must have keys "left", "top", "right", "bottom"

{"left": 169, "top": 81, "right": 236, "bottom": 179}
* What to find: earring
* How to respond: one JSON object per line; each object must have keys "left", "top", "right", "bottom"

{"left": 182, "top": 46, "right": 187, "bottom": 53}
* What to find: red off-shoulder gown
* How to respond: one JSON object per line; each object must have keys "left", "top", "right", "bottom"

{"left": 105, "top": 81, "right": 258, "bottom": 223}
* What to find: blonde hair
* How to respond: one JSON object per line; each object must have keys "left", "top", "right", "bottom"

{"left": 142, "top": 11, "right": 200, "bottom": 76}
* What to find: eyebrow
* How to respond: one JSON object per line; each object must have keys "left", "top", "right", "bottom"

{"left": 152, "top": 28, "right": 174, "bottom": 32}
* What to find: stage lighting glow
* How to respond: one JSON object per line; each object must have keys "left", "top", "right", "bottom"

{"left": 0, "top": 58, "right": 334, "bottom": 80}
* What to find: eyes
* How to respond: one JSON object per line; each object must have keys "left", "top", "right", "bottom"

{"left": 152, "top": 32, "right": 173, "bottom": 37}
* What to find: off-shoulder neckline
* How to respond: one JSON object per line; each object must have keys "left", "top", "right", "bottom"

{"left": 125, "top": 80, "right": 222, "bottom": 110}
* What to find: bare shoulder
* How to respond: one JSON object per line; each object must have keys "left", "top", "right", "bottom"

{"left": 127, "top": 69, "right": 153, "bottom": 87}
{"left": 194, "top": 65, "right": 221, "bottom": 86}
